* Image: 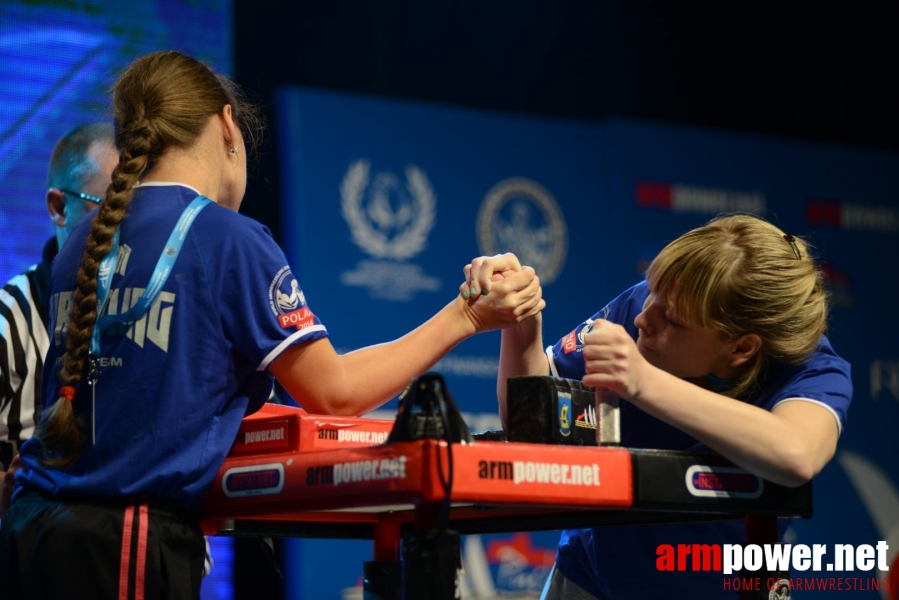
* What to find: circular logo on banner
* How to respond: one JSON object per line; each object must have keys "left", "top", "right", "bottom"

{"left": 340, "top": 159, "right": 436, "bottom": 261}
{"left": 476, "top": 177, "right": 568, "bottom": 284}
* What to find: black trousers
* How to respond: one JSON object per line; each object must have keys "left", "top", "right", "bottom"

{"left": 0, "top": 491, "right": 205, "bottom": 600}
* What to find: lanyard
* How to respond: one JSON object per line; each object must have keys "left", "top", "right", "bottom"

{"left": 84, "top": 195, "right": 211, "bottom": 444}
{"left": 89, "top": 195, "right": 211, "bottom": 357}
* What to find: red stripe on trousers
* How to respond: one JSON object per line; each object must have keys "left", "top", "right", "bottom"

{"left": 135, "top": 504, "right": 149, "bottom": 600}
{"left": 119, "top": 505, "right": 135, "bottom": 600}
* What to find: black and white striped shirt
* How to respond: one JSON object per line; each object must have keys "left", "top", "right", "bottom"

{"left": 0, "top": 238, "right": 55, "bottom": 470}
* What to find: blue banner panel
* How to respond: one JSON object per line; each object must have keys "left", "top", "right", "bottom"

{"left": 0, "top": 1, "right": 232, "bottom": 284}
{"left": 276, "top": 87, "right": 607, "bottom": 598}
{"left": 276, "top": 87, "right": 608, "bottom": 416}
{"left": 276, "top": 91, "right": 899, "bottom": 598}
{"left": 604, "top": 118, "right": 899, "bottom": 598}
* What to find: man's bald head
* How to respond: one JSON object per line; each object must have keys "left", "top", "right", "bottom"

{"left": 46, "top": 123, "right": 117, "bottom": 249}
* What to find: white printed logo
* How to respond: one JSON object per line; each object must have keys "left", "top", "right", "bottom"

{"left": 50, "top": 287, "right": 175, "bottom": 352}
{"left": 340, "top": 160, "right": 435, "bottom": 260}
{"left": 575, "top": 404, "right": 597, "bottom": 430}
{"left": 577, "top": 318, "right": 596, "bottom": 346}
{"left": 269, "top": 266, "right": 317, "bottom": 330}
{"left": 476, "top": 177, "right": 568, "bottom": 284}
{"left": 339, "top": 160, "right": 442, "bottom": 302}
{"left": 98, "top": 260, "right": 112, "bottom": 288}
{"left": 269, "top": 266, "right": 306, "bottom": 317}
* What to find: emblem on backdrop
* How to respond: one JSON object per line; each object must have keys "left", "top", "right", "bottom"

{"left": 476, "top": 177, "right": 568, "bottom": 285}
{"left": 339, "top": 159, "right": 441, "bottom": 301}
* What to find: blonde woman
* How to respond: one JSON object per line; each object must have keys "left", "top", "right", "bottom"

{"left": 465, "top": 215, "right": 851, "bottom": 599}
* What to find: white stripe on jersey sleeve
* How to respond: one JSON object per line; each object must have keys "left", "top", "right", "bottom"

{"left": 545, "top": 345, "right": 560, "bottom": 378}
{"left": 771, "top": 397, "right": 844, "bottom": 436}
{"left": 257, "top": 325, "right": 328, "bottom": 371}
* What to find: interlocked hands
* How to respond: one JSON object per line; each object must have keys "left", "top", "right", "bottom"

{"left": 458, "top": 253, "right": 545, "bottom": 333}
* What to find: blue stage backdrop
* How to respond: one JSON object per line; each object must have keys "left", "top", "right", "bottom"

{"left": 0, "top": 1, "right": 232, "bottom": 284}
{"left": 277, "top": 88, "right": 899, "bottom": 598}
{"left": 0, "top": 3, "right": 234, "bottom": 599}
{"left": 276, "top": 87, "right": 607, "bottom": 599}
{"left": 605, "top": 118, "right": 899, "bottom": 598}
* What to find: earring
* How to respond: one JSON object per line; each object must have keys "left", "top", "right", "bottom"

{"left": 229, "top": 146, "right": 239, "bottom": 155}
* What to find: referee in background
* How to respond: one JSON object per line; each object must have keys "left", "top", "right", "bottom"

{"left": 0, "top": 123, "right": 117, "bottom": 488}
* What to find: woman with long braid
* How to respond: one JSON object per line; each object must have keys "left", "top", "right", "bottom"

{"left": 0, "top": 51, "right": 544, "bottom": 599}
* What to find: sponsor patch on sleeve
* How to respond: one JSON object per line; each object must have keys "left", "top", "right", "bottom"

{"left": 278, "top": 307, "right": 317, "bottom": 330}
{"left": 269, "top": 266, "right": 316, "bottom": 330}
{"left": 562, "top": 330, "right": 578, "bottom": 354}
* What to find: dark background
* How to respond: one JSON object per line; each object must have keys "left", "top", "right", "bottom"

{"left": 229, "top": 2, "right": 898, "bottom": 596}
{"left": 233, "top": 1, "right": 898, "bottom": 244}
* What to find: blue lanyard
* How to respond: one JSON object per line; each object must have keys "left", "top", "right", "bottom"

{"left": 89, "top": 196, "right": 211, "bottom": 357}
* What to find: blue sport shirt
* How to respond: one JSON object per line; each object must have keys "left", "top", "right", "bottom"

{"left": 17, "top": 184, "right": 328, "bottom": 506}
{"left": 547, "top": 281, "right": 852, "bottom": 599}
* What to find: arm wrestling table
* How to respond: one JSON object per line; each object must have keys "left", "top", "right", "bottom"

{"left": 200, "top": 403, "right": 809, "bottom": 599}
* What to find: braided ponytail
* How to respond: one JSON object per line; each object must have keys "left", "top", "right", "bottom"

{"left": 37, "top": 129, "right": 156, "bottom": 466}
{"left": 36, "top": 51, "right": 262, "bottom": 467}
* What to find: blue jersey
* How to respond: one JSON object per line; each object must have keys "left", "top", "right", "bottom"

{"left": 17, "top": 184, "right": 328, "bottom": 506}
{"left": 547, "top": 281, "right": 852, "bottom": 599}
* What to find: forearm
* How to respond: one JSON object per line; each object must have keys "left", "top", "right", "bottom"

{"left": 632, "top": 367, "right": 828, "bottom": 487}
{"left": 497, "top": 313, "right": 547, "bottom": 427}
{"left": 273, "top": 297, "right": 475, "bottom": 416}
{"left": 274, "top": 265, "right": 544, "bottom": 416}
{"left": 321, "top": 296, "right": 477, "bottom": 415}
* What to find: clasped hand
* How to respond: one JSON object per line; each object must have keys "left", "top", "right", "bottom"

{"left": 581, "top": 320, "right": 651, "bottom": 401}
{"left": 458, "top": 253, "right": 545, "bottom": 332}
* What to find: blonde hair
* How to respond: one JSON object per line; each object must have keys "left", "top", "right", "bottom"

{"left": 37, "top": 51, "right": 262, "bottom": 467}
{"left": 645, "top": 214, "right": 828, "bottom": 400}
